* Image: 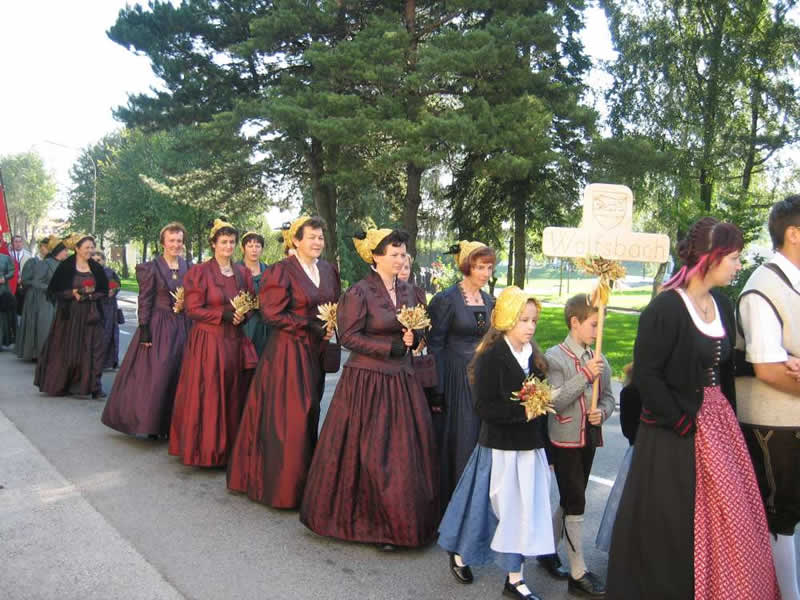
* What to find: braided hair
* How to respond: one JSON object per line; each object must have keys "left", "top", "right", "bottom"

{"left": 661, "top": 217, "right": 744, "bottom": 290}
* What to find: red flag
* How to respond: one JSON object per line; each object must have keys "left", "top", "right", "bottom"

{"left": 0, "top": 169, "right": 10, "bottom": 239}
{"left": 0, "top": 170, "right": 19, "bottom": 294}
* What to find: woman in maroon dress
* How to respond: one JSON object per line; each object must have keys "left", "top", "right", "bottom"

{"left": 168, "top": 219, "right": 256, "bottom": 467}
{"left": 35, "top": 234, "right": 109, "bottom": 398}
{"left": 228, "top": 216, "right": 341, "bottom": 508}
{"left": 102, "top": 223, "right": 191, "bottom": 438}
{"left": 300, "top": 227, "right": 439, "bottom": 549}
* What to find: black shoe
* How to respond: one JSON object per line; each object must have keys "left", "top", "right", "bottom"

{"left": 503, "top": 577, "right": 541, "bottom": 600}
{"left": 91, "top": 391, "right": 107, "bottom": 399}
{"left": 537, "top": 552, "right": 569, "bottom": 579}
{"left": 448, "top": 552, "right": 473, "bottom": 584}
{"left": 568, "top": 571, "right": 605, "bottom": 597}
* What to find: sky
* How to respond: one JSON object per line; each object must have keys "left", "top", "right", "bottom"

{"left": 0, "top": 1, "right": 159, "bottom": 209}
{"left": 0, "top": 1, "right": 614, "bottom": 217}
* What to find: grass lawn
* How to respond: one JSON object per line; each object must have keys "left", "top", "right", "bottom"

{"left": 534, "top": 306, "right": 639, "bottom": 378}
{"left": 494, "top": 264, "right": 656, "bottom": 311}
{"left": 120, "top": 277, "right": 139, "bottom": 293}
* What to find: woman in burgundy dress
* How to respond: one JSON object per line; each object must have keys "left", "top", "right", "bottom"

{"left": 300, "top": 227, "right": 439, "bottom": 549}
{"left": 168, "top": 219, "right": 256, "bottom": 467}
{"left": 228, "top": 216, "right": 341, "bottom": 508}
{"left": 35, "top": 234, "right": 109, "bottom": 398}
{"left": 102, "top": 223, "right": 191, "bottom": 438}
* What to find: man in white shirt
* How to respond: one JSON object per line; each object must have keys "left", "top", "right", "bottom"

{"left": 10, "top": 235, "right": 32, "bottom": 273}
{"left": 737, "top": 194, "right": 800, "bottom": 600}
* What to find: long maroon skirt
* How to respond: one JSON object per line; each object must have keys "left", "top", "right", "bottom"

{"left": 168, "top": 322, "right": 251, "bottom": 466}
{"left": 299, "top": 364, "right": 439, "bottom": 547}
{"left": 102, "top": 307, "right": 189, "bottom": 436}
{"left": 35, "top": 300, "right": 104, "bottom": 396}
{"left": 227, "top": 329, "right": 323, "bottom": 508}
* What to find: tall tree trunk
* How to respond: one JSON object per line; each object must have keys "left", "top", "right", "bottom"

{"left": 121, "top": 244, "right": 129, "bottom": 279}
{"left": 698, "top": 7, "right": 726, "bottom": 213}
{"left": 184, "top": 235, "right": 193, "bottom": 268}
{"left": 142, "top": 239, "right": 148, "bottom": 263}
{"left": 307, "top": 138, "right": 338, "bottom": 265}
{"left": 512, "top": 191, "right": 526, "bottom": 288}
{"left": 507, "top": 236, "right": 513, "bottom": 287}
{"left": 196, "top": 230, "right": 203, "bottom": 264}
{"left": 651, "top": 261, "right": 667, "bottom": 299}
{"left": 401, "top": 0, "right": 424, "bottom": 261}
{"left": 699, "top": 168, "right": 713, "bottom": 212}
{"left": 403, "top": 163, "right": 423, "bottom": 259}
{"left": 742, "top": 78, "right": 761, "bottom": 192}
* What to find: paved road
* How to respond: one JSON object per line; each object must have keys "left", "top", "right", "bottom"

{"left": 0, "top": 294, "right": 792, "bottom": 600}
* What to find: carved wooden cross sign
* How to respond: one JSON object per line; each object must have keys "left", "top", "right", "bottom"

{"left": 542, "top": 183, "right": 670, "bottom": 409}
{"left": 542, "top": 183, "right": 670, "bottom": 263}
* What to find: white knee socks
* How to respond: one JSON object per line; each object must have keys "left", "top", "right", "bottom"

{"left": 771, "top": 534, "right": 800, "bottom": 600}
{"left": 564, "top": 514, "right": 587, "bottom": 579}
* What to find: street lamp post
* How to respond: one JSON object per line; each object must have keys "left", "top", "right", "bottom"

{"left": 90, "top": 157, "right": 97, "bottom": 235}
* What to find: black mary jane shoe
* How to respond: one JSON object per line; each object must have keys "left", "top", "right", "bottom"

{"left": 502, "top": 577, "right": 542, "bottom": 600}
{"left": 567, "top": 571, "right": 606, "bottom": 598}
{"left": 448, "top": 552, "right": 473, "bottom": 584}
{"left": 536, "top": 552, "right": 569, "bottom": 580}
{"left": 91, "top": 391, "right": 107, "bottom": 399}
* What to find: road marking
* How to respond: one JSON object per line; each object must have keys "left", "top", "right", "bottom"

{"left": 589, "top": 474, "right": 615, "bottom": 488}
{"left": 120, "top": 331, "right": 131, "bottom": 336}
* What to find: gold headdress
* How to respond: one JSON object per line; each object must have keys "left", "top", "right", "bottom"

{"left": 42, "top": 236, "right": 59, "bottom": 253}
{"left": 241, "top": 231, "right": 264, "bottom": 247}
{"left": 63, "top": 233, "right": 91, "bottom": 251}
{"left": 454, "top": 240, "right": 487, "bottom": 269}
{"left": 209, "top": 218, "right": 235, "bottom": 240}
{"left": 280, "top": 216, "right": 312, "bottom": 251}
{"left": 352, "top": 227, "right": 393, "bottom": 265}
{"left": 492, "top": 286, "right": 541, "bottom": 332}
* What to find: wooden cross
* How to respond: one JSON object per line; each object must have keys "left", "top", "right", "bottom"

{"left": 542, "top": 183, "right": 670, "bottom": 409}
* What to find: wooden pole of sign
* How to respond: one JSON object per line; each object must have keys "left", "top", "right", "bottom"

{"left": 591, "top": 304, "right": 605, "bottom": 411}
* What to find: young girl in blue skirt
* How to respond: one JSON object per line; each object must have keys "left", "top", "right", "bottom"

{"left": 438, "top": 286, "right": 554, "bottom": 600}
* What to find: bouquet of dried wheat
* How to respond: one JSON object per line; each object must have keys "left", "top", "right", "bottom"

{"left": 317, "top": 302, "right": 338, "bottom": 334}
{"left": 170, "top": 287, "right": 185, "bottom": 314}
{"left": 511, "top": 375, "right": 556, "bottom": 421}
{"left": 396, "top": 305, "right": 432, "bottom": 331}
{"left": 230, "top": 291, "right": 259, "bottom": 319}
{"left": 574, "top": 257, "right": 627, "bottom": 307}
